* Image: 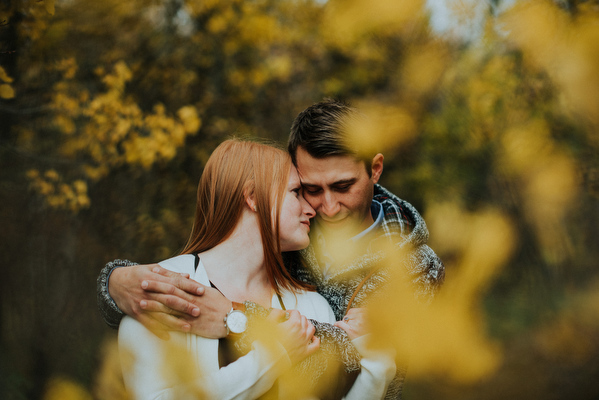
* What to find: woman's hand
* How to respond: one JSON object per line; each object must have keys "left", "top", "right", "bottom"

{"left": 334, "top": 307, "right": 369, "bottom": 341}
{"left": 268, "top": 309, "right": 320, "bottom": 364}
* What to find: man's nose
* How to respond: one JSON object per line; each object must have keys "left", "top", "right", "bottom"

{"left": 320, "top": 192, "right": 340, "bottom": 217}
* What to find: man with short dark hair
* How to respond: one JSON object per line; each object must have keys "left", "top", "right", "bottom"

{"left": 98, "top": 99, "right": 444, "bottom": 399}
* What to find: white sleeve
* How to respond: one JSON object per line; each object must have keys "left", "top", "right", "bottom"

{"left": 342, "top": 335, "right": 397, "bottom": 400}
{"left": 119, "top": 317, "right": 292, "bottom": 400}
{"left": 200, "top": 341, "right": 292, "bottom": 400}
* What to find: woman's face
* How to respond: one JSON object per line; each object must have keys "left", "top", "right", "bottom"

{"left": 279, "top": 166, "right": 316, "bottom": 252}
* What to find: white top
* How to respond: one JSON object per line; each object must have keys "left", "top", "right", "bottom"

{"left": 119, "top": 254, "right": 395, "bottom": 400}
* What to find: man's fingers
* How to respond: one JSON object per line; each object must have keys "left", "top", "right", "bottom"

{"left": 139, "top": 299, "right": 183, "bottom": 317}
{"left": 172, "top": 275, "right": 205, "bottom": 296}
{"left": 148, "top": 311, "right": 192, "bottom": 333}
{"left": 143, "top": 293, "right": 200, "bottom": 317}
{"left": 150, "top": 264, "right": 179, "bottom": 277}
{"left": 136, "top": 313, "right": 171, "bottom": 340}
{"left": 150, "top": 266, "right": 191, "bottom": 282}
{"left": 141, "top": 275, "right": 205, "bottom": 297}
{"left": 142, "top": 279, "right": 181, "bottom": 295}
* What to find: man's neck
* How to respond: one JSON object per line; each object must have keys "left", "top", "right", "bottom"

{"left": 313, "top": 201, "right": 384, "bottom": 275}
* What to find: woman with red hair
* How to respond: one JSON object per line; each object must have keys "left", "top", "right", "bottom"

{"left": 118, "top": 139, "right": 395, "bottom": 399}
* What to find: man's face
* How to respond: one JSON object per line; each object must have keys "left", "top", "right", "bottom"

{"left": 295, "top": 146, "right": 383, "bottom": 237}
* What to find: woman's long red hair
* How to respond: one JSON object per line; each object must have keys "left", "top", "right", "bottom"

{"left": 181, "top": 139, "right": 310, "bottom": 294}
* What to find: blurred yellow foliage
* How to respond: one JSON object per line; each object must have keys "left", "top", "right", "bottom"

{"left": 345, "top": 101, "right": 417, "bottom": 159}
{"left": 503, "top": 0, "right": 599, "bottom": 127}
{"left": 93, "top": 339, "right": 131, "bottom": 400}
{"left": 401, "top": 42, "right": 450, "bottom": 97}
{"left": 44, "top": 0, "right": 55, "bottom": 16}
{"left": 323, "top": 0, "right": 425, "bottom": 45}
{"left": 49, "top": 60, "right": 200, "bottom": 183}
{"left": 159, "top": 340, "right": 207, "bottom": 398}
{"left": 27, "top": 169, "right": 91, "bottom": 212}
{"left": 499, "top": 119, "right": 578, "bottom": 264}
{"left": 0, "top": 66, "right": 13, "bottom": 83}
{"left": 0, "top": 65, "right": 14, "bottom": 99}
{"left": 0, "top": 83, "right": 14, "bottom": 99}
{"left": 43, "top": 376, "right": 92, "bottom": 400}
{"left": 533, "top": 278, "right": 599, "bottom": 365}
{"left": 366, "top": 204, "right": 515, "bottom": 382}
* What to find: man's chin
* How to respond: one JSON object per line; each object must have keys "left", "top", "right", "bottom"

{"left": 317, "top": 217, "right": 358, "bottom": 235}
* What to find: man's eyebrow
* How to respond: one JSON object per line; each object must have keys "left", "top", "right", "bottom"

{"left": 331, "top": 178, "right": 357, "bottom": 186}
{"left": 301, "top": 182, "right": 321, "bottom": 188}
{"left": 301, "top": 178, "right": 357, "bottom": 188}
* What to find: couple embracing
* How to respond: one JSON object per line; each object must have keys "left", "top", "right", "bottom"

{"left": 97, "top": 99, "right": 445, "bottom": 399}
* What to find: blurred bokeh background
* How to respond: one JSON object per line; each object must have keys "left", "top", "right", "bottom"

{"left": 1, "top": 0, "right": 598, "bottom": 399}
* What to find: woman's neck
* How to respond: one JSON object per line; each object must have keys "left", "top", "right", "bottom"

{"left": 199, "top": 209, "right": 273, "bottom": 307}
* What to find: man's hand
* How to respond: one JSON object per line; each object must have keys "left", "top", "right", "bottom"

{"left": 269, "top": 309, "right": 320, "bottom": 365}
{"left": 334, "top": 307, "right": 369, "bottom": 341}
{"left": 176, "top": 285, "right": 231, "bottom": 339}
{"left": 109, "top": 264, "right": 205, "bottom": 339}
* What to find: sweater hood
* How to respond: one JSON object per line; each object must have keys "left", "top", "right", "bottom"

{"left": 373, "top": 184, "right": 430, "bottom": 248}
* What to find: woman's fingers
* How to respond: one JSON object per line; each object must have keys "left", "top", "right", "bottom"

{"left": 306, "top": 335, "right": 320, "bottom": 356}
{"left": 336, "top": 307, "right": 369, "bottom": 340}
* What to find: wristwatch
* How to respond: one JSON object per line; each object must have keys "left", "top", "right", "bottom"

{"left": 224, "top": 301, "right": 248, "bottom": 335}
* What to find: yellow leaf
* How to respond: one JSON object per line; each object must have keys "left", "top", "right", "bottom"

{"left": 43, "top": 376, "right": 91, "bottom": 400}
{"left": 177, "top": 106, "right": 201, "bottom": 134}
{"left": 0, "top": 67, "right": 13, "bottom": 83}
{"left": 0, "top": 83, "right": 14, "bottom": 99}
{"left": 45, "top": 0, "right": 55, "bottom": 16}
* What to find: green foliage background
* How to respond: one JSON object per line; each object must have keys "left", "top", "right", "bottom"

{"left": 1, "top": 0, "right": 598, "bottom": 399}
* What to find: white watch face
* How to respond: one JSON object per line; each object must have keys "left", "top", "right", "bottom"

{"left": 227, "top": 310, "right": 248, "bottom": 334}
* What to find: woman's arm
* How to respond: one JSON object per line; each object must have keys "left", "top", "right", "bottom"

{"left": 334, "top": 308, "right": 397, "bottom": 400}
{"left": 119, "top": 310, "right": 319, "bottom": 400}
{"left": 119, "top": 317, "right": 288, "bottom": 400}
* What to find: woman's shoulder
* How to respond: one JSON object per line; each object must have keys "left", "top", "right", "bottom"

{"left": 158, "top": 254, "right": 196, "bottom": 275}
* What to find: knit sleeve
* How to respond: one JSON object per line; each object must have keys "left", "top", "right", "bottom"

{"left": 96, "top": 259, "right": 139, "bottom": 328}
{"left": 374, "top": 184, "right": 445, "bottom": 303}
{"left": 234, "top": 302, "right": 362, "bottom": 396}
{"left": 406, "top": 243, "right": 445, "bottom": 304}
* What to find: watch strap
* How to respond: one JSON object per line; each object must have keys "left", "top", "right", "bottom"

{"left": 232, "top": 301, "right": 246, "bottom": 313}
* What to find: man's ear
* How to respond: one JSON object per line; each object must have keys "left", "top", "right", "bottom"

{"left": 370, "top": 153, "right": 384, "bottom": 184}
